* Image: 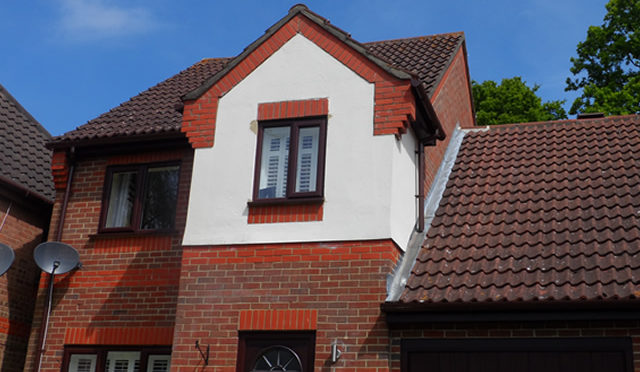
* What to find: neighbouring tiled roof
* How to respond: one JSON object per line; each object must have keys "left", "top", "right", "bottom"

{"left": 51, "top": 30, "right": 462, "bottom": 145}
{"left": 0, "top": 84, "right": 54, "bottom": 201}
{"left": 364, "top": 32, "right": 464, "bottom": 96}
{"left": 400, "top": 115, "right": 640, "bottom": 305}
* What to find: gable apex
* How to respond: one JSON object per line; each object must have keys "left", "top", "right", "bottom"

{"left": 180, "top": 5, "right": 439, "bottom": 149}
{"left": 182, "top": 4, "right": 413, "bottom": 102}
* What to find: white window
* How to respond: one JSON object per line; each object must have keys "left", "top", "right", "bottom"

{"left": 259, "top": 126, "right": 290, "bottom": 198}
{"left": 105, "top": 351, "right": 140, "bottom": 372}
{"left": 69, "top": 354, "right": 97, "bottom": 372}
{"left": 65, "top": 347, "right": 170, "bottom": 372}
{"left": 146, "top": 355, "right": 171, "bottom": 372}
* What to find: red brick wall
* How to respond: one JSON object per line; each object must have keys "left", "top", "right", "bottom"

{"left": 171, "top": 239, "right": 401, "bottom": 371}
{"left": 425, "top": 45, "right": 475, "bottom": 195}
{"left": 24, "top": 148, "right": 193, "bottom": 372}
{"left": 389, "top": 320, "right": 640, "bottom": 372}
{"left": 257, "top": 98, "right": 328, "bottom": 121}
{"left": 247, "top": 203, "right": 323, "bottom": 224}
{"left": 0, "top": 194, "right": 50, "bottom": 371}
{"left": 182, "top": 14, "right": 415, "bottom": 149}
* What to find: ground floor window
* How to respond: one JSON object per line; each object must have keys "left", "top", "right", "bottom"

{"left": 63, "top": 346, "right": 171, "bottom": 372}
{"left": 237, "top": 332, "right": 315, "bottom": 372}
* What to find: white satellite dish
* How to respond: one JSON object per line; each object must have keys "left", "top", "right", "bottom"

{"left": 0, "top": 243, "right": 14, "bottom": 276}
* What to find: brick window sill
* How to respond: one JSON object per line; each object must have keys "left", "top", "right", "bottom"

{"left": 89, "top": 230, "right": 178, "bottom": 240}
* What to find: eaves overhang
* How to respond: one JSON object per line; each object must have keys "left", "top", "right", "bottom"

{"left": 411, "top": 77, "right": 446, "bottom": 145}
{"left": 0, "top": 174, "right": 53, "bottom": 205}
{"left": 46, "top": 130, "right": 189, "bottom": 152}
{"left": 382, "top": 299, "right": 640, "bottom": 325}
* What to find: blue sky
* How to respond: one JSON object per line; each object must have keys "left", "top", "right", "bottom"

{"left": 1, "top": 0, "right": 607, "bottom": 136}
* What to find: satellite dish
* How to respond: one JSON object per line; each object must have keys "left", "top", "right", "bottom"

{"left": 0, "top": 243, "right": 14, "bottom": 276}
{"left": 33, "top": 241, "right": 80, "bottom": 372}
{"left": 33, "top": 241, "right": 80, "bottom": 274}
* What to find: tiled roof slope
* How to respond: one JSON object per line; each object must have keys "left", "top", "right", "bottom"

{"left": 52, "top": 58, "right": 232, "bottom": 144}
{"left": 52, "top": 33, "right": 462, "bottom": 144}
{"left": 401, "top": 115, "right": 640, "bottom": 305}
{"left": 0, "top": 84, "right": 54, "bottom": 201}
{"left": 364, "top": 32, "right": 464, "bottom": 96}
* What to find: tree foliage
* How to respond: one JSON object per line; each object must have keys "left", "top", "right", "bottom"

{"left": 566, "top": 0, "right": 640, "bottom": 115}
{"left": 472, "top": 77, "right": 567, "bottom": 126}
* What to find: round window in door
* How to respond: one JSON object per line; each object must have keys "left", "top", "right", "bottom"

{"left": 251, "top": 345, "right": 302, "bottom": 372}
{"left": 237, "top": 332, "right": 315, "bottom": 372}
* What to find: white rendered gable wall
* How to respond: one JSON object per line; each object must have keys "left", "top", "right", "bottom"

{"left": 182, "top": 34, "right": 417, "bottom": 250}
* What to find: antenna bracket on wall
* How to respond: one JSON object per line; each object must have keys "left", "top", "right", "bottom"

{"left": 195, "top": 340, "right": 209, "bottom": 365}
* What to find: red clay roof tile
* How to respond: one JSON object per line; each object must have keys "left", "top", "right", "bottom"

{"left": 51, "top": 33, "right": 463, "bottom": 145}
{"left": 400, "top": 115, "right": 640, "bottom": 305}
{"left": 51, "top": 58, "right": 232, "bottom": 145}
{"left": 364, "top": 32, "right": 463, "bottom": 96}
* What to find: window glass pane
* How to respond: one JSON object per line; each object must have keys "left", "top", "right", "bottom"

{"left": 252, "top": 346, "right": 302, "bottom": 372}
{"left": 105, "top": 171, "right": 137, "bottom": 228}
{"left": 295, "top": 127, "right": 319, "bottom": 193}
{"left": 147, "top": 355, "right": 171, "bottom": 372}
{"left": 106, "top": 351, "right": 141, "bottom": 372}
{"left": 69, "top": 354, "right": 97, "bottom": 372}
{"left": 259, "top": 127, "right": 290, "bottom": 199}
{"left": 141, "top": 165, "right": 179, "bottom": 230}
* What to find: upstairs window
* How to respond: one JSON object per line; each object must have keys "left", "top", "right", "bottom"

{"left": 253, "top": 118, "right": 326, "bottom": 202}
{"left": 101, "top": 163, "right": 180, "bottom": 232}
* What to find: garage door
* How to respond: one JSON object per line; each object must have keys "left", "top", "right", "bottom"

{"left": 402, "top": 338, "right": 633, "bottom": 372}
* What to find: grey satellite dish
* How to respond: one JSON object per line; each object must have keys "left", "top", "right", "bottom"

{"left": 34, "top": 241, "right": 80, "bottom": 274}
{"left": 33, "top": 241, "right": 80, "bottom": 372}
{"left": 0, "top": 243, "right": 14, "bottom": 276}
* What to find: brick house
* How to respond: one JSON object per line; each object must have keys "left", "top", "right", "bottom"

{"left": 0, "top": 84, "right": 54, "bottom": 371}
{"left": 24, "top": 4, "right": 639, "bottom": 372}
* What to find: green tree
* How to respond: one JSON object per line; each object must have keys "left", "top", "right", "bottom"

{"left": 472, "top": 77, "right": 567, "bottom": 126}
{"left": 566, "top": 0, "right": 640, "bottom": 115}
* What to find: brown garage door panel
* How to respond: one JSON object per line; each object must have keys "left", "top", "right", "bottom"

{"left": 402, "top": 338, "right": 632, "bottom": 372}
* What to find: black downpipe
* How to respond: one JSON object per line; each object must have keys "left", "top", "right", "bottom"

{"left": 417, "top": 140, "right": 425, "bottom": 232}
{"left": 55, "top": 152, "right": 75, "bottom": 241}
{"left": 34, "top": 147, "right": 75, "bottom": 372}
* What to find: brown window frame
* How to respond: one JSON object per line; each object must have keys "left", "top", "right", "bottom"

{"left": 61, "top": 345, "right": 171, "bottom": 372}
{"left": 99, "top": 161, "right": 180, "bottom": 234}
{"left": 251, "top": 117, "right": 327, "bottom": 204}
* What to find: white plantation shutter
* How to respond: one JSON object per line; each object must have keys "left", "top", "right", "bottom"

{"left": 106, "top": 352, "right": 141, "bottom": 372}
{"left": 69, "top": 354, "right": 97, "bottom": 372}
{"left": 146, "top": 355, "right": 171, "bottom": 372}
{"left": 295, "top": 127, "right": 320, "bottom": 193}
{"left": 259, "top": 127, "right": 291, "bottom": 198}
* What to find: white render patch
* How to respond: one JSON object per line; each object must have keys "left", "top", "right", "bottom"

{"left": 182, "top": 34, "right": 418, "bottom": 249}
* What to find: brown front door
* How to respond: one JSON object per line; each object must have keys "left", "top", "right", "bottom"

{"left": 237, "top": 332, "right": 315, "bottom": 372}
